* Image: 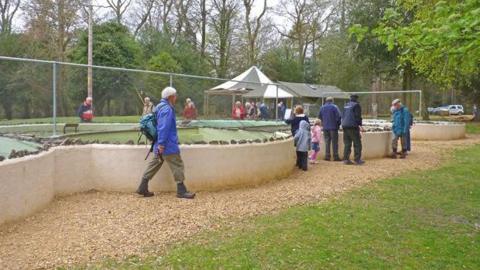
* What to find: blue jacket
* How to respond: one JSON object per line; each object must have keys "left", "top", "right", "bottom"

{"left": 294, "top": 120, "right": 311, "bottom": 152}
{"left": 341, "top": 101, "right": 362, "bottom": 128}
{"left": 285, "top": 114, "right": 310, "bottom": 135}
{"left": 154, "top": 99, "right": 180, "bottom": 156}
{"left": 318, "top": 102, "right": 341, "bottom": 131}
{"left": 259, "top": 103, "right": 269, "bottom": 119}
{"left": 392, "top": 106, "right": 411, "bottom": 136}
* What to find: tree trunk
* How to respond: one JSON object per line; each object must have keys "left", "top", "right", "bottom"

{"left": 107, "top": 98, "right": 111, "bottom": 116}
{"left": 2, "top": 102, "right": 13, "bottom": 119}
{"left": 402, "top": 63, "right": 413, "bottom": 107}
{"left": 422, "top": 86, "right": 431, "bottom": 121}
{"left": 200, "top": 0, "right": 207, "bottom": 57}
{"left": 22, "top": 99, "right": 31, "bottom": 119}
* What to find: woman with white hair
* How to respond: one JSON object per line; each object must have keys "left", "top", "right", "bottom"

{"left": 183, "top": 97, "right": 197, "bottom": 120}
{"left": 232, "top": 101, "right": 245, "bottom": 120}
{"left": 142, "top": 97, "right": 154, "bottom": 115}
{"left": 77, "top": 97, "right": 93, "bottom": 122}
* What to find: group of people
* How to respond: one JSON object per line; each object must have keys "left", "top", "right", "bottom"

{"left": 231, "top": 101, "right": 270, "bottom": 120}
{"left": 288, "top": 94, "right": 413, "bottom": 172}
{"left": 78, "top": 87, "right": 412, "bottom": 199}
{"left": 142, "top": 96, "right": 198, "bottom": 121}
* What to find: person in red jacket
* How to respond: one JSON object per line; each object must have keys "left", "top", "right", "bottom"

{"left": 182, "top": 98, "right": 197, "bottom": 120}
{"left": 232, "top": 101, "right": 245, "bottom": 120}
{"left": 77, "top": 97, "right": 93, "bottom": 122}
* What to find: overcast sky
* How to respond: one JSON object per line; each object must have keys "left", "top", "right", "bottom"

{"left": 14, "top": 0, "right": 287, "bottom": 32}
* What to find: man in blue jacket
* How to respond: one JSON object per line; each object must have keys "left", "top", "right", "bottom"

{"left": 136, "top": 87, "right": 195, "bottom": 199}
{"left": 341, "top": 94, "right": 365, "bottom": 165}
{"left": 318, "top": 97, "right": 342, "bottom": 161}
{"left": 390, "top": 99, "right": 411, "bottom": 159}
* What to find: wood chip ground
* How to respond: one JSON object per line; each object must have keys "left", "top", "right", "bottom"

{"left": 1, "top": 136, "right": 479, "bottom": 269}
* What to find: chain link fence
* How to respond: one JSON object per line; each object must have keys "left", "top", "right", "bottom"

{"left": 0, "top": 56, "right": 423, "bottom": 138}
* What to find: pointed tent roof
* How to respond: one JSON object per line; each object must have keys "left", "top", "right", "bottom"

{"left": 207, "top": 66, "right": 294, "bottom": 98}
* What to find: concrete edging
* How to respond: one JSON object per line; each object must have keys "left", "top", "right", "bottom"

{"left": 0, "top": 140, "right": 295, "bottom": 225}
{"left": 0, "top": 131, "right": 393, "bottom": 225}
{"left": 411, "top": 123, "right": 466, "bottom": 141}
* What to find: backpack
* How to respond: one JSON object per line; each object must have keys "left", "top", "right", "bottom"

{"left": 138, "top": 103, "right": 167, "bottom": 160}
{"left": 139, "top": 112, "right": 157, "bottom": 142}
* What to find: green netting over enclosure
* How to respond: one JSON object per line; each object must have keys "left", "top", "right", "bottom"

{"left": 69, "top": 128, "right": 285, "bottom": 144}
{"left": 182, "top": 120, "right": 286, "bottom": 129}
{"left": 0, "top": 137, "right": 41, "bottom": 156}
{"left": 0, "top": 120, "right": 287, "bottom": 139}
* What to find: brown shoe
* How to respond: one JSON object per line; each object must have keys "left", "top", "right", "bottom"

{"left": 137, "top": 190, "right": 154, "bottom": 197}
{"left": 389, "top": 152, "right": 397, "bottom": 159}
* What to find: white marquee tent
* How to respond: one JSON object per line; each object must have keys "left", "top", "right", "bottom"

{"left": 206, "top": 66, "right": 294, "bottom": 98}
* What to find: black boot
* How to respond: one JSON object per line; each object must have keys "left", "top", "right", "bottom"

{"left": 400, "top": 150, "right": 407, "bottom": 159}
{"left": 389, "top": 149, "right": 398, "bottom": 159}
{"left": 177, "top": 182, "right": 195, "bottom": 199}
{"left": 136, "top": 178, "right": 154, "bottom": 197}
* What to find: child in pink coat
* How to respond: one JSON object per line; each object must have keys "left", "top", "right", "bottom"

{"left": 310, "top": 119, "right": 322, "bottom": 164}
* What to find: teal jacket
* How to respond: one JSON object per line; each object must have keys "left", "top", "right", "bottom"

{"left": 392, "top": 106, "right": 411, "bottom": 136}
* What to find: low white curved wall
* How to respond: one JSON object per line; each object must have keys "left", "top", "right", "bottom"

{"left": 315, "top": 131, "right": 392, "bottom": 160}
{"left": 0, "top": 131, "right": 393, "bottom": 225}
{"left": 411, "top": 123, "right": 466, "bottom": 141}
{"left": 0, "top": 140, "right": 295, "bottom": 225}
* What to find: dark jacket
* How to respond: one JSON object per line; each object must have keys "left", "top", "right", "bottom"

{"left": 259, "top": 103, "right": 269, "bottom": 119}
{"left": 77, "top": 103, "right": 91, "bottom": 117}
{"left": 154, "top": 99, "right": 180, "bottom": 156}
{"left": 77, "top": 102, "right": 92, "bottom": 121}
{"left": 341, "top": 101, "right": 362, "bottom": 128}
{"left": 285, "top": 114, "right": 310, "bottom": 135}
{"left": 318, "top": 102, "right": 341, "bottom": 131}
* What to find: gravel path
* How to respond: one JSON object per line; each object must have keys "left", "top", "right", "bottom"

{"left": 1, "top": 136, "right": 479, "bottom": 269}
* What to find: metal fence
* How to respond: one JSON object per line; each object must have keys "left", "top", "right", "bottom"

{"left": 0, "top": 56, "right": 423, "bottom": 138}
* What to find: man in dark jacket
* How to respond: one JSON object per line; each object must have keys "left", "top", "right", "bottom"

{"left": 341, "top": 94, "right": 365, "bottom": 165}
{"left": 136, "top": 87, "right": 195, "bottom": 199}
{"left": 318, "top": 97, "right": 342, "bottom": 161}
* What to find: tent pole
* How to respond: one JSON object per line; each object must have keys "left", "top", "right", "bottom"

{"left": 232, "top": 95, "right": 235, "bottom": 118}
{"left": 275, "top": 85, "right": 279, "bottom": 121}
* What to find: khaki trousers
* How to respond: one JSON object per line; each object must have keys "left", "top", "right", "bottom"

{"left": 141, "top": 154, "right": 185, "bottom": 183}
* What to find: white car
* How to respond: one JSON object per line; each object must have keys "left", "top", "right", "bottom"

{"left": 448, "top": 105, "right": 464, "bottom": 115}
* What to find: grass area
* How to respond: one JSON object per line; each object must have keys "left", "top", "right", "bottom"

{"left": 0, "top": 116, "right": 141, "bottom": 125}
{"left": 466, "top": 123, "right": 480, "bottom": 134}
{"left": 83, "top": 144, "right": 480, "bottom": 269}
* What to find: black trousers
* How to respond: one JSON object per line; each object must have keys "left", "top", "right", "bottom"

{"left": 343, "top": 127, "right": 362, "bottom": 162}
{"left": 323, "top": 129, "right": 340, "bottom": 159}
{"left": 296, "top": 151, "right": 308, "bottom": 171}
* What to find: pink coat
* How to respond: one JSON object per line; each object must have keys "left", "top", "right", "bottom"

{"left": 311, "top": 125, "right": 322, "bottom": 143}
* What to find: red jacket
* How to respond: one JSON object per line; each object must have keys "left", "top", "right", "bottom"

{"left": 232, "top": 106, "right": 245, "bottom": 120}
{"left": 183, "top": 106, "right": 197, "bottom": 120}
